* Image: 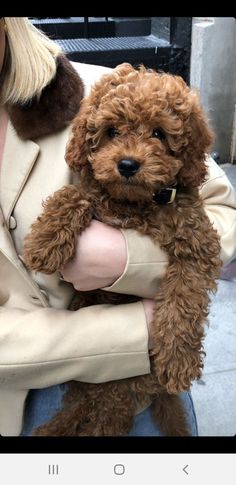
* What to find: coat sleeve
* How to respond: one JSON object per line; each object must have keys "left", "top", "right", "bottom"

{"left": 0, "top": 301, "right": 150, "bottom": 389}
{"left": 104, "top": 157, "right": 236, "bottom": 298}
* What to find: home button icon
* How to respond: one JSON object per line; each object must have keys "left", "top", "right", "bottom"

{"left": 114, "top": 464, "right": 125, "bottom": 475}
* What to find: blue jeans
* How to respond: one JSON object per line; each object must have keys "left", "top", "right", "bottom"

{"left": 21, "top": 384, "right": 198, "bottom": 436}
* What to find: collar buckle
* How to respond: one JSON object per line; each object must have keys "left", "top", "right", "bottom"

{"left": 153, "top": 187, "right": 177, "bottom": 205}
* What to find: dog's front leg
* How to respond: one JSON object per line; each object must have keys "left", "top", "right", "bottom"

{"left": 147, "top": 198, "right": 221, "bottom": 394}
{"left": 150, "top": 233, "right": 221, "bottom": 394}
{"left": 23, "top": 185, "right": 93, "bottom": 274}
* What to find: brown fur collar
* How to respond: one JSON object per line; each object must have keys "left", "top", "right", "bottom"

{"left": 7, "top": 55, "right": 84, "bottom": 140}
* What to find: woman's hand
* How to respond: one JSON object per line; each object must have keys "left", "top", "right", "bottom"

{"left": 61, "top": 220, "right": 155, "bottom": 350}
{"left": 60, "top": 220, "right": 127, "bottom": 291}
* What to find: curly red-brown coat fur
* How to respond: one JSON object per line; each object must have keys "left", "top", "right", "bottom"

{"left": 23, "top": 63, "right": 222, "bottom": 436}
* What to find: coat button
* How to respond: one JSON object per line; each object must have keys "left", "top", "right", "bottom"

{"left": 9, "top": 216, "right": 17, "bottom": 229}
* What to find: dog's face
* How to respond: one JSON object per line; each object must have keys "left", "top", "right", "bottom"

{"left": 66, "top": 63, "right": 213, "bottom": 202}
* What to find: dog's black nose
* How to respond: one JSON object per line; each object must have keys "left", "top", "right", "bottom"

{"left": 118, "top": 159, "right": 140, "bottom": 178}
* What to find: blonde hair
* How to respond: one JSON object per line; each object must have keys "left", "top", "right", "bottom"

{"left": 1, "top": 17, "right": 62, "bottom": 104}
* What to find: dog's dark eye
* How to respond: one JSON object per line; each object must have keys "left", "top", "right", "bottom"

{"left": 152, "top": 129, "right": 165, "bottom": 141}
{"left": 107, "top": 127, "right": 119, "bottom": 138}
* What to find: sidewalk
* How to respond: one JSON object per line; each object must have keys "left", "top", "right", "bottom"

{"left": 191, "top": 163, "right": 236, "bottom": 436}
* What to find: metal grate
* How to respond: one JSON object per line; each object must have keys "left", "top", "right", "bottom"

{"left": 30, "top": 17, "right": 192, "bottom": 82}
{"left": 30, "top": 18, "right": 72, "bottom": 24}
{"left": 56, "top": 35, "right": 170, "bottom": 53}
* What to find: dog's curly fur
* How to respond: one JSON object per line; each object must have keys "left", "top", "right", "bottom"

{"left": 23, "top": 63, "right": 222, "bottom": 436}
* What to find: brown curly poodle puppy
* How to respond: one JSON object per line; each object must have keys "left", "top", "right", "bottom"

{"left": 23, "top": 63, "right": 222, "bottom": 436}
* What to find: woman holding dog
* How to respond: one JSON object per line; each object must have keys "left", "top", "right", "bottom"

{"left": 0, "top": 17, "right": 235, "bottom": 437}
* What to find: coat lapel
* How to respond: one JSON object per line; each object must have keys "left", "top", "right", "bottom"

{"left": 0, "top": 54, "right": 83, "bottom": 264}
{"left": 0, "top": 120, "right": 40, "bottom": 227}
{"left": 0, "top": 54, "right": 83, "bottom": 226}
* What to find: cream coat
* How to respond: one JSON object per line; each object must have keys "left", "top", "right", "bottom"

{"left": 0, "top": 63, "right": 236, "bottom": 436}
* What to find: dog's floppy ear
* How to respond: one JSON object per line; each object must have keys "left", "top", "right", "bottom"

{"left": 65, "top": 64, "right": 136, "bottom": 172}
{"left": 177, "top": 89, "right": 214, "bottom": 188}
{"left": 65, "top": 102, "right": 91, "bottom": 172}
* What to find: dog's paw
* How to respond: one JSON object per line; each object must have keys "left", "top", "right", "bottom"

{"left": 153, "top": 350, "right": 203, "bottom": 394}
{"left": 23, "top": 246, "right": 61, "bottom": 274}
{"left": 23, "top": 226, "right": 76, "bottom": 274}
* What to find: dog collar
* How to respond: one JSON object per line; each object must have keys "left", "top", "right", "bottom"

{"left": 153, "top": 187, "right": 177, "bottom": 205}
